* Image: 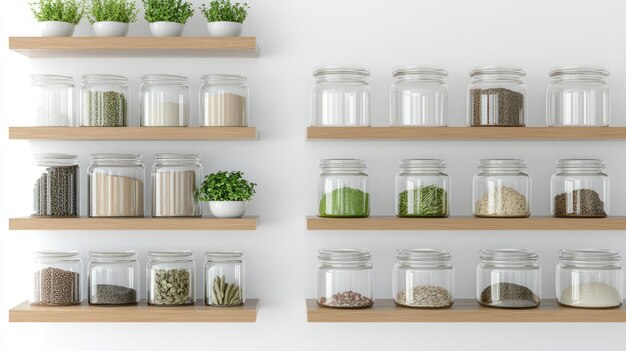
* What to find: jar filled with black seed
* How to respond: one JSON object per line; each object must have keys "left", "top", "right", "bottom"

{"left": 80, "top": 74, "right": 128, "bottom": 127}
{"left": 468, "top": 66, "right": 527, "bottom": 127}
{"left": 393, "top": 249, "right": 454, "bottom": 308}
{"left": 551, "top": 159, "right": 609, "bottom": 218}
{"left": 147, "top": 251, "right": 195, "bottom": 306}
{"left": 204, "top": 251, "right": 245, "bottom": 306}
{"left": 31, "top": 251, "right": 82, "bottom": 306}
{"left": 88, "top": 251, "right": 139, "bottom": 305}
{"left": 32, "top": 153, "right": 79, "bottom": 217}
{"left": 316, "top": 249, "right": 374, "bottom": 308}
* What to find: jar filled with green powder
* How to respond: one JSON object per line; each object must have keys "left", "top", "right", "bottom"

{"left": 318, "top": 159, "right": 369, "bottom": 218}
{"left": 396, "top": 159, "right": 449, "bottom": 217}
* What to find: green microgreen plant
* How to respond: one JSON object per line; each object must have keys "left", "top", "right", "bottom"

{"left": 88, "top": 0, "right": 138, "bottom": 23}
{"left": 199, "top": 0, "right": 249, "bottom": 23}
{"left": 142, "top": 0, "right": 194, "bottom": 24}
{"left": 30, "top": 0, "right": 85, "bottom": 24}
{"left": 195, "top": 171, "right": 257, "bottom": 202}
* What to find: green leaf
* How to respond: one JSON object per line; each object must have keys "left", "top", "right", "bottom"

{"left": 143, "top": 0, "right": 194, "bottom": 24}
{"left": 195, "top": 171, "right": 256, "bottom": 202}
{"left": 199, "top": 0, "right": 249, "bottom": 23}
{"left": 30, "top": 0, "right": 86, "bottom": 24}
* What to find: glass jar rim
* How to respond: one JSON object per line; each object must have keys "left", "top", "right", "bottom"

{"left": 549, "top": 65, "right": 609, "bottom": 78}
{"left": 31, "top": 74, "right": 74, "bottom": 86}
{"left": 149, "top": 250, "right": 193, "bottom": 259}
{"left": 397, "top": 248, "right": 451, "bottom": 262}
{"left": 393, "top": 65, "right": 448, "bottom": 78}
{"left": 560, "top": 249, "right": 620, "bottom": 263}
{"left": 205, "top": 251, "right": 244, "bottom": 261}
{"left": 90, "top": 153, "right": 142, "bottom": 161}
{"left": 89, "top": 250, "right": 137, "bottom": 260}
{"left": 34, "top": 251, "right": 80, "bottom": 261}
{"left": 556, "top": 159, "right": 605, "bottom": 169}
{"left": 400, "top": 159, "right": 446, "bottom": 169}
{"left": 313, "top": 65, "right": 370, "bottom": 78}
{"left": 141, "top": 74, "right": 189, "bottom": 84}
{"left": 201, "top": 74, "right": 247, "bottom": 83}
{"left": 470, "top": 65, "right": 526, "bottom": 78}
{"left": 479, "top": 159, "right": 526, "bottom": 169}
{"left": 480, "top": 248, "right": 538, "bottom": 262}
{"left": 320, "top": 158, "right": 366, "bottom": 169}
{"left": 81, "top": 74, "right": 127, "bottom": 84}
{"left": 34, "top": 153, "right": 78, "bottom": 163}
{"left": 318, "top": 248, "right": 371, "bottom": 262}
{"left": 154, "top": 153, "right": 200, "bottom": 162}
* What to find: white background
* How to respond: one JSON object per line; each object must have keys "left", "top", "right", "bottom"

{"left": 3, "top": 0, "right": 626, "bottom": 349}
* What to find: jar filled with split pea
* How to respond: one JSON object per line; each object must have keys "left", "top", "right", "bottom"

{"left": 80, "top": 74, "right": 128, "bottom": 127}
{"left": 32, "top": 153, "right": 79, "bottom": 217}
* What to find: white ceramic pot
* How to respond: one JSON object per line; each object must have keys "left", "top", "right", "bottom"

{"left": 38, "top": 21, "right": 75, "bottom": 37}
{"left": 209, "top": 201, "right": 247, "bottom": 218}
{"left": 149, "top": 21, "right": 185, "bottom": 37}
{"left": 93, "top": 21, "right": 129, "bottom": 37}
{"left": 206, "top": 21, "right": 243, "bottom": 37}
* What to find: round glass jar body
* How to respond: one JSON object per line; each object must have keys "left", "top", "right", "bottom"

{"left": 473, "top": 159, "right": 530, "bottom": 217}
{"left": 390, "top": 65, "right": 448, "bottom": 126}
{"left": 31, "top": 251, "right": 82, "bottom": 306}
{"left": 316, "top": 249, "right": 374, "bottom": 308}
{"left": 140, "top": 74, "right": 190, "bottom": 127}
{"left": 32, "top": 153, "right": 79, "bottom": 217}
{"left": 147, "top": 251, "right": 195, "bottom": 306}
{"left": 204, "top": 251, "right": 244, "bottom": 306}
{"left": 88, "top": 153, "right": 144, "bottom": 217}
{"left": 88, "top": 251, "right": 139, "bottom": 305}
{"left": 80, "top": 74, "right": 128, "bottom": 127}
{"left": 311, "top": 65, "right": 370, "bottom": 126}
{"left": 318, "top": 159, "right": 369, "bottom": 218}
{"left": 557, "top": 249, "right": 622, "bottom": 309}
{"left": 30, "top": 74, "right": 74, "bottom": 127}
{"left": 199, "top": 74, "right": 248, "bottom": 127}
{"left": 468, "top": 66, "right": 527, "bottom": 127}
{"left": 551, "top": 159, "right": 608, "bottom": 218}
{"left": 395, "top": 159, "right": 449, "bottom": 217}
{"left": 152, "top": 153, "right": 202, "bottom": 217}
{"left": 476, "top": 249, "right": 541, "bottom": 309}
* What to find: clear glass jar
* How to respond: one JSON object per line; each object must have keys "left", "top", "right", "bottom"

{"left": 551, "top": 159, "right": 608, "bottom": 218}
{"left": 204, "top": 251, "right": 244, "bottom": 306}
{"left": 141, "top": 74, "right": 190, "bottom": 127}
{"left": 318, "top": 159, "right": 369, "bottom": 218}
{"left": 88, "top": 153, "right": 144, "bottom": 217}
{"left": 468, "top": 66, "right": 527, "bottom": 127}
{"left": 393, "top": 249, "right": 454, "bottom": 308}
{"left": 477, "top": 249, "right": 541, "bottom": 309}
{"left": 311, "top": 65, "right": 370, "bottom": 127}
{"left": 147, "top": 251, "right": 195, "bottom": 306}
{"left": 152, "top": 153, "right": 202, "bottom": 217}
{"left": 473, "top": 159, "right": 530, "bottom": 218}
{"left": 31, "top": 251, "right": 82, "bottom": 306}
{"left": 395, "top": 159, "right": 449, "bottom": 217}
{"left": 88, "top": 251, "right": 139, "bottom": 305}
{"left": 390, "top": 65, "right": 448, "bottom": 126}
{"left": 80, "top": 74, "right": 128, "bottom": 127}
{"left": 32, "top": 153, "right": 79, "bottom": 217}
{"left": 547, "top": 66, "right": 610, "bottom": 127}
{"left": 557, "top": 249, "right": 622, "bottom": 309}
{"left": 30, "top": 74, "right": 74, "bottom": 126}
{"left": 316, "top": 249, "right": 374, "bottom": 308}
{"left": 200, "top": 74, "right": 248, "bottom": 127}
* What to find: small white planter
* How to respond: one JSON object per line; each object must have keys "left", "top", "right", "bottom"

{"left": 93, "top": 21, "right": 129, "bottom": 37}
{"left": 149, "top": 21, "right": 185, "bottom": 37}
{"left": 209, "top": 201, "right": 247, "bottom": 218}
{"left": 39, "top": 21, "right": 75, "bottom": 37}
{"left": 206, "top": 21, "right": 243, "bottom": 37}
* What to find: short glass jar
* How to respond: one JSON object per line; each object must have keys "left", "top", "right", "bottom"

{"left": 547, "top": 66, "right": 610, "bottom": 127}
{"left": 390, "top": 65, "right": 448, "bottom": 126}
{"left": 147, "top": 251, "right": 195, "bottom": 306}
{"left": 311, "top": 65, "right": 370, "bottom": 127}
{"left": 32, "top": 153, "right": 79, "bottom": 217}
{"left": 551, "top": 159, "right": 608, "bottom": 218}
{"left": 152, "top": 153, "right": 202, "bottom": 217}
{"left": 88, "top": 251, "right": 139, "bottom": 305}
{"left": 30, "top": 74, "right": 74, "bottom": 126}
{"left": 141, "top": 74, "right": 190, "bottom": 127}
{"left": 473, "top": 159, "right": 530, "bottom": 218}
{"left": 316, "top": 249, "right": 374, "bottom": 308}
{"left": 204, "top": 251, "right": 244, "bottom": 306}
{"left": 468, "top": 66, "right": 527, "bottom": 127}
{"left": 477, "top": 249, "right": 541, "bottom": 309}
{"left": 395, "top": 159, "right": 449, "bottom": 217}
{"left": 31, "top": 251, "right": 82, "bottom": 306}
{"left": 200, "top": 74, "right": 248, "bottom": 127}
{"left": 318, "top": 159, "right": 369, "bottom": 218}
{"left": 557, "top": 249, "right": 622, "bottom": 309}
{"left": 80, "top": 74, "right": 128, "bottom": 127}
{"left": 393, "top": 249, "right": 454, "bottom": 308}
{"left": 88, "top": 153, "right": 144, "bottom": 217}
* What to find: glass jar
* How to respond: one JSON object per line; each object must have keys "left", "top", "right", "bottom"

{"left": 88, "top": 153, "right": 144, "bottom": 217}
{"left": 200, "top": 74, "right": 248, "bottom": 127}
{"left": 473, "top": 159, "right": 530, "bottom": 218}
{"left": 88, "top": 251, "right": 139, "bottom": 305}
{"left": 80, "top": 74, "right": 128, "bottom": 127}
{"left": 147, "top": 251, "right": 195, "bottom": 306}
{"left": 316, "top": 249, "right": 374, "bottom": 308}
{"left": 140, "top": 74, "right": 190, "bottom": 127}
{"left": 32, "top": 153, "right": 79, "bottom": 217}
{"left": 152, "top": 153, "right": 202, "bottom": 217}
{"left": 393, "top": 249, "right": 454, "bottom": 308}
{"left": 395, "top": 159, "right": 449, "bottom": 217}
{"left": 557, "top": 249, "right": 622, "bottom": 309}
{"left": 551, "top": 159, "right": 608, "bottom": 218}
{"left": 311, "top": 65, "right": 370, "bottom": 127}
{"left": 390, "top": 65, "right": 448, "bottom": 126}
{"left": 31, "top": 251, "right": 82, "bottom": 306}
{"left": 30, "top": 74, "right": 74, "bottom": 126}
{"left": 468, "top": 66, "right": 527, "bottom": 127}
{"left": 204, "top": 251, "right": 244, "bottom": 306}
{"left": 318, "top": 159, "right": 369, "bottom": 218}
{"left": 477, "top": 249, "right": 541, "bottom": 309}
{"left": 547, "top": 66, "right": 610, "bottom": 127}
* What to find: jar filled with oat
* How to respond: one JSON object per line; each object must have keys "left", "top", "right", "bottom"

{"left": 152, "top": 153, "right": 203, "bottom": 217}
{"left": 88, "top": 153, "right": 144, "bottom": 217}
{"left": 468, "top": 66, "right": 527, "bottom": 127}
{"left": 140, "top": 74, "right": 190, "bottom": 127}
{"left": 200, "top": 74, "right": 248, "bottom": 127}
{"left": 31, "top": 251, "right": 82, "bottom": 306}
{"left": 551, "top": 159, "right": 608, "bottom": 218}
{"left": 393, "top": 249, "right": 454, "bottom": 308}
{"left": 473, "top": 159, "right": 530, "bottom": 218}
{"left": 147, "top": 251, "right": 195, "bottom": 306}
{"left": 316, "top": 249, "right": 374, "bottom": 308}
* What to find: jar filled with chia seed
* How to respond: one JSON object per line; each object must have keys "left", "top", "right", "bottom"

{"left": 147, "top": 251, "right": 195, "bottom": 306}
{"left": 551, "top": 159, "right": 608, "bottom": 218}
{"left": 88, "top": 153, "right": 144, "bottom": 217}
{"left": 316, "top": 249, "right": 374, "bottom": 308}
{"left": 80, "top": 74, "right": 128, "bottom": 127}
{"left": 200, "top": 74, "right": 248, "bottom": 127}
{"left": 468, "top": 66, "right": 527, "bottom": 127}
{"left": 472, "top": 159, "right": 530, "bottom": 218}
{"left": 141, "top": 74, "right": 190, "bottom": 127}
{"left": 393, "top": 249, "right": 454, "bottom": 308}
{"left": 318, "top": 159, "right": 369, "bottom": 218}
{"left": 311, "top": 65, "right": 370, "bottom": 126}
{"left": 30, "top": 74, "right": 75, "bottom": 126}
{"left": 395, "top": 159, "right": 449, "bottom": 217}
{"left": 31, "top": 251, "right": 82, "bottom": 306}
{"left": 204, "top": 251, "right": 244, "bottom": 306}
{"left": 152, "top": 153, "right": 203, "bottom": 217}
{"left": 390, "top": 65, "right": 448, "bottom": 126}
{"left": 476, "top": 249, "right": 541, "bottom": 309}
{"left": 32, "top": 153, "right": 79, "bottom": 217}
{"left": 88, "top": 251, "right": 139, "bottom": 305}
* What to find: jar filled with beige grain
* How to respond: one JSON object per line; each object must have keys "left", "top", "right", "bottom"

{"left": 88, "top": 153, "right": 144, "bottom": 217}
{"left": 200, "top": 74, "right": 248, "bottom": 127}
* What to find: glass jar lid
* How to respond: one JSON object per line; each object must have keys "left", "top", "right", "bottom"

{"left": 149, "top": 250, "right": 193, "bottom": 261}
{"left": 556, "top": 159, "right": 605, "bottom": 173}
{"left": 313, "top": 65, "right": 370, "bottom": 81}
{"left": 318, "top": 248, "right": 371, "bottom": 268}
{"left": 400, "top": 159, "right": 446, "bottom": 172}
{"left": 30, "top": 74, "right": 74, "bottom": 87}
{"left": 480, "top": 249, "right": 539, "bottom": 268}
{"left": 34, "top": 251, "right": 80, "bottom": 262}
{"left": 205, "top": 251, "right": 244, "bottom": 262}
{"left": 470, "top": 66, "right": 526, "bottom": 79}
{"left": 34, "top": 153, "right": 78, "bottom": 167}
{"left": 392, "top": 65, "right": 448, "bottom": 79}
{"left": 81, "top": 74, "right": 127, "bottom": 85}
{"left": 396, "top": 249, "right": 452, "bottom": 268}
{"left": 141, "top": 74, "right": 189, "bottom": 85}
{"left": 320, "top": 159, "right": 366, "bottom": 173}
{"left": 560, "top": 249, "right": 620, "bottom": 268}
{"left": 154, "top": 153, "right": 201, "bottom": 164}
{"left": 90, "top": 153, "right": 142, "bottom": 166}
{"left": 478, "top": 159, "right": 526, "bottom": 173}
{"left": 549, "top": 65, "right": 609, "bottom": 79}
{"left": 201, "top": 74, "right": 247, "bottom": 84}
{"left": 89, "top": 250, "right": 137, "bottom": 262}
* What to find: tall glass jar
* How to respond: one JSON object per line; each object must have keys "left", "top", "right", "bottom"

{"left": 31, "top": 251, "right": 82, "bottom": 306}
{"left": 468, "top": 66, "right": 527, "bottom": 127}
{"left": 318, "top": 159, "right": 369, "bottom": 218}
{"left": 80, "top": 74, "right": 128, "bottom": 127}
{"left": 147, "top": 251, "right": 195, "bottom": 306}
{"left": 551, "top": 159, "right": 608, "bottom": 218}
{"left": 395, "top": 159, "right": 449, "bottom": 217}
{"left": 140, "top": 74, "right": 190, "bottom": 127}
{"left": 477, "top": 249, "right": 541, "bottom": 309}
{"left": 204, "top": 251, "right": 244, "bottom": 306}
{"left": 473, "top": 159, "right": 530, "bottom": 218}
{"left": 316, "top": 249, "right": 374, "bottom": 308}
{"left": 30, "top": 74, "right": 74, "bottom": 126}
{"left": 557, "top": 249, "right": 622, "bottom": 309}
{"left": 88, "top": 153, "right": 144, "bottom": 217}
{"left": 393, "top": 249, "right": 454, "bottom": 308}
{"left": 311, "top": 65, "right": 370, "bottom": 127}
{"left": 200, "top": 74, "right": 248, "bottom": 127}
{"left": 547, "top": 66, "right": 610, "bottom": 127}
{"left": 32, "top": 153, "right": 79, "bottom": 217}
{"left": 152, "top": 153, "right": 202, "bottom": 217}
{"left": 390, "top": 65, "right": 448, "bottom": 126}
{"left": 88, "top": 251, "right": 139, "bottom": 305}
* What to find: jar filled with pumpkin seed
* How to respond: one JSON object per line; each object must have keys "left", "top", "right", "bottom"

{"left": 147, "top": 251, "right": 195, "bottom": 306}
{"left": 204, "top": 251, "right": 244, "bottom": 306}
{"left": 80, "top": 74, "right": 128, "bottom": 127}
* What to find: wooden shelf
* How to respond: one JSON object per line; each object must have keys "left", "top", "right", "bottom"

{"left": 10, "top": 299, "right": 259, "bottom": 322}
{"left": 8, "top": 37, "right": 258, "bottom": 58}
{"left": 9, "top": 216, "right": 258, "bottom": 230}
{"left": 306, "top": 299, "right": 626, "bottom": 322}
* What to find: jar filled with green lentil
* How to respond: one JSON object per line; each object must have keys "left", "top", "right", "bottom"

{"left": 395, "top": 159, "right": 449, "bottom": 217}
{"left": 32, "top": 153, "right": 79, "bottom": 217}
{"left": 80, "top": 74, "right": 128, "bottom": 127}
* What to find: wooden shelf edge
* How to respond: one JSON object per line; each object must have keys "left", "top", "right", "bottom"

{"left": 9, "top": 127, "right": 258, "bottom": 141}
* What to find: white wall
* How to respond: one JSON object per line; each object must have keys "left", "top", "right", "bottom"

{"left": 3, "top": 0, "right": 626, "bottom": 349}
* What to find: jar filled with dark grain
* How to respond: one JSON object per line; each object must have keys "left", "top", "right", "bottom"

{"left": 88, "top": 251, "right": 139, "bottom": 305}
{"left": 32, "top": 153, "right": 79, "bottom": 217}
{"left": 551, "top": 159, "right": 608, "bottom": 218}
{"left": 31, "top": 251, "right": 82, "bottom": 306}
{"left": 468, "top": 66, "right": 527, "bottom": 127}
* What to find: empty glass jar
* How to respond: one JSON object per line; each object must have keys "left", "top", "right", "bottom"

{"left": 30, "top": 74, "right": 74, "bottom": 126}
{"left": 311, "top": 65, "right": 370, "bottom": 126}
{"left": 200, "top": 74, "right": 248, "bottom": 126}
{"left": 390, "top": 65, "right": 448, "bottom": 126}
{"left": 141, "top": 74, "right": 190, "bottom": 127}
{"left": 393, "top": 249, "right": 454, "bottom": 308}
{"left": 80, "top": 74, "right": 128, "bottom": 127}
{"left": 395, "top": 159, "right": 449, "bottom": 217}
{"left": 147, "top": 251, "right": 195, "bottom": 306}
{"left": 204, "top": 251, "right": 244, "bottom": 306}
{"left": 31, "top": 251, "right": 82, "bottom": 306}
{"left": 318, "top": 159, "right": 369, "bottom": 218}
{"left": 152, "top": 153, "right": 202, "bottom": 217}
{"left": 317, "top": 249, "right": 374, "bottom": 308}
{"left": 88, "top": 251, "right": 139, "bottom": 305}
{"left": 32, "top": 153, "right": 79, "bottom": 217}
{"left": 473, "top": 159, "right": 530, "bottom": 218}
{"left": 88, "top": 153, "right": 144, "bottom": 217}
{"left": 468, "top": 66, "right": 527, "bottom": 127}
{"left": 551, "top": 159, "right": 608, "bottom": 218}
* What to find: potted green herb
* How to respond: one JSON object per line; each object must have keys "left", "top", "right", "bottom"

{"left": 195, "top": 171, "right": 256, "bottom": 218}
{"left": 199, "top": 0, "right": 249, "bottom": 37}
{"left": 30, "top": 0, "right": 85, "bottom": 37}
{"left": 143, "top": 0, "right": 194, "bottom": 37}
{"left": 88, "top": 0, "right": 138, "bottom": 37}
